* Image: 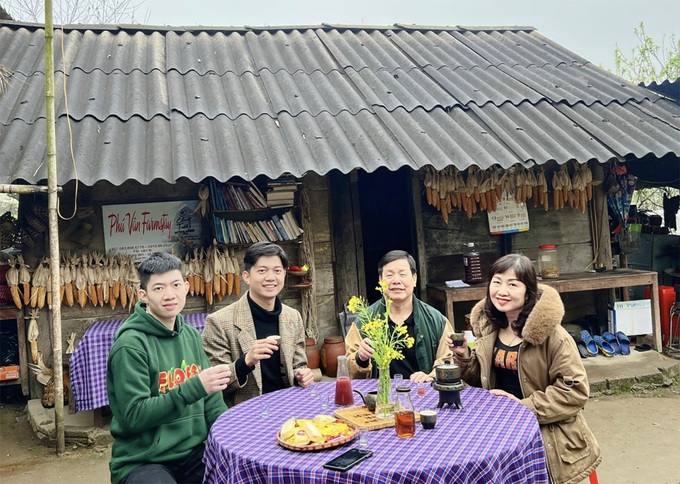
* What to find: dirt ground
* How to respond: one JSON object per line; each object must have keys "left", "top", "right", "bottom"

{"left": 1, "top": 384, "right": 679, "bottom": 484}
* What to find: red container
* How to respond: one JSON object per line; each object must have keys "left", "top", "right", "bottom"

{"left": 645, "top": 285, "right": 677, "bottom": 346}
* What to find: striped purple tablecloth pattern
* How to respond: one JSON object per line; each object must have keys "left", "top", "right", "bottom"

{"left": 204, "top": 379, "right": 549, "bottom": 484}
{"left": 69, "top": 313, "right": 207, "bottom": 411}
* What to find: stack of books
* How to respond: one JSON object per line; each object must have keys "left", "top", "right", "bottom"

{"left": 266, "top": 179, "right": 300, "bottom": 208}
{"left": 209, "top": 179, "right": 267, "bottom": 211}
{"left": 212, "top": 210, "right": 304, "bottom": 245}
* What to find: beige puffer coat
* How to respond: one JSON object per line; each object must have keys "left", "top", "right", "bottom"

{"left": 455, "top": 284, "right": 601, "bottom": 484}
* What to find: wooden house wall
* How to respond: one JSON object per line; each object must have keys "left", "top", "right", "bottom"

{"left": 22, "top": 175, "right": 338, "bottom": 399}
{"left": 417, "top": 171, "right": 600, "bottom": 330}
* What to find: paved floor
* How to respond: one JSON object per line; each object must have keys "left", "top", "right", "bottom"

{"left": 27, "top": 350, "right": 680, "bottom": 445}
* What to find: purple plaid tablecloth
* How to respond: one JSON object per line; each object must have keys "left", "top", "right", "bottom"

{"left": 204, "top": 379, "right": 549, "bottom": 484}
{"left": 69, "top": 313, "right": 207, "bottom": 412}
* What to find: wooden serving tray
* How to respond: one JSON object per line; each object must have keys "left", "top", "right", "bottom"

{"left": 334, "top": 405, "right": 420, "bottom": 430}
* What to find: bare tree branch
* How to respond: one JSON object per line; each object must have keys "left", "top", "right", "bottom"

{"left": 3, "top": 0, "right": 145, "bottom": 23}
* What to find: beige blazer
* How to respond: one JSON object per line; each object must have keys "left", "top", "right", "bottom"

{"left": 202, "top": 292, "right": 309, "bottom": 407}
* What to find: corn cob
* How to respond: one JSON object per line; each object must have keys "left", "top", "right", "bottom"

{"left": 18, "top": 255, "right": 31, "bottom": 306}
{"left": 230, "top": 249, "right": 241, "bottom": 296}
{"left": 28, "top": 309, "right": 40, "bottom": 363}
{"left": 6, "top": 258, "right": 22, "bottom": 309}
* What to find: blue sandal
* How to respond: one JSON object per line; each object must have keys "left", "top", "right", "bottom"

{"left": 593, "top": 335, "right": 616, "bottom": 357}
{"left": 615, "top": 331, "right": 631, "bottom": 355}
{"left": 602, "top": 332, "right": 622, "bottom": 354}
{"left": 580, "top": 330, "right": 598, "bottom": 357}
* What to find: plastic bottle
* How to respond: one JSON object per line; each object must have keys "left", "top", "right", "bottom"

{"left": 334, "top": 355, "right": 354, "bottom": 406}
{"left": 464, "top": 242, "right": 483, "bottom": 284}
{"left": 394, "top": 386, "right": 416, "bottom": 438}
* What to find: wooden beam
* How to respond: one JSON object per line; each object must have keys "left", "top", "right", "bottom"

{"left": 0, "top": 184, "right": 62, "bottom": 194}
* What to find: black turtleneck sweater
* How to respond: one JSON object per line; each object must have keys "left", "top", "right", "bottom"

{"left": 234, "top": 294, "right": 287, "bottom": 394}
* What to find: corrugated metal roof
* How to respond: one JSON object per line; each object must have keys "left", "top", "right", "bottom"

{"left": 1, "top": 21, "right": 679, "bottom": 186}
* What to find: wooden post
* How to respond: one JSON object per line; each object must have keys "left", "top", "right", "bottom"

{"left": 44, "top": 0, "right": 65, "bottom": 455}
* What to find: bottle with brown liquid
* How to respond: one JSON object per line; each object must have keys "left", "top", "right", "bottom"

{"left": 394, "top": 386, "right": 416, "bottom": 438}
{"left": 464, "top": 242, "right": 483, "bottom": 284}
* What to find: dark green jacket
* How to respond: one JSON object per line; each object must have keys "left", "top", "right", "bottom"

{"left": 353, "top": 295, "right": 448, "bottom": 378}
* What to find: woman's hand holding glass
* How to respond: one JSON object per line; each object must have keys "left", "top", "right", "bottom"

{"left": 447, "top": 334, "right": 471, "bottom": 358}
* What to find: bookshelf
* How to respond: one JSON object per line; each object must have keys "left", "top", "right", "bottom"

{"left": 208, "top": 179, "right": 304, "bottom": 245}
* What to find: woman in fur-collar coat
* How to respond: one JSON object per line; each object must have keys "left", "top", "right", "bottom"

{"left": 449, "top": 254, "right": 601, "bottom": 484}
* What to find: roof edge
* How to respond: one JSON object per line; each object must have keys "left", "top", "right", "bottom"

{"left": 0, "top": 19, "right": 537, "bottom": 34}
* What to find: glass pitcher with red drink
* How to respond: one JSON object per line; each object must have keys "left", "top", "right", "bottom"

{"left": 334, "top": 355, "right": 354, "bottom": 406}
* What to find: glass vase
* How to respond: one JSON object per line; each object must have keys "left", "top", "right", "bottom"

{"left": 375, "top": 364, "right": 393, "bottom": 420}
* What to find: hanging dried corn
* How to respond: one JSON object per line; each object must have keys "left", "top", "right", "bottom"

{"left": 91, "top": 252, "right": 105, "bottom": 307}
{"left": 28, "top": 309, "right": 40, "bottom": 363}
{"left": 18, "top": 255, "right": 31, "bottom": 306}
{"left": 101, "top": 255, "right": 110, "bottom": 306}
{"left": 536, "top": 167, "right": 549, "bottom": 211}
{"left": 203, "top": 250, "right": 214, "bottom": 305}
{"left": 74, "top": 256, "right": 88, "bottom": 308}
{"left": 66, "top": 332, "right": 77, "bottom": 354}
{"left": 62, "top": 255, "right": 75, "bottom": 307}
{"left": 6, "top": 257, "right": 22, "bottom": 309}
{"left": 182, "top": 253, "right": 194, "bottom": 296}
{"left": 109, "top": 254, "right": 121, "bottom": 308}
{"left": 194, "top": 184, "right": 210, "bottom": 218}
{"left": 30, "top": 258, "right": 49, "bottom": 309}
{"left": 223, "top": 248, "right": 234, "bottom": 296}
{"left": 118, "top": 255, "right": 128, "bottom": 308}
{"left": 424, "top": 167, "right": 434, "bottom": 206}
{"left": 231, "top": 248, "right": 241, "bottom": 296}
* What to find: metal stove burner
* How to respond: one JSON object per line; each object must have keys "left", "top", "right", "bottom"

{"left": 431, "top": 380, "right": 465, "bottom": 409}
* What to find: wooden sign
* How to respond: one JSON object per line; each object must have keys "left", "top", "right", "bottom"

{"left": 334, "top": 405, "right": 420, "bottom": 430}
{"left": 102, "top": 200, "right": 203, "bottom": 261}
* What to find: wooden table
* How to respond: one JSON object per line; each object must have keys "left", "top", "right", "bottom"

{"left": 427, "top": 269, "right": 662, "bottom": 350}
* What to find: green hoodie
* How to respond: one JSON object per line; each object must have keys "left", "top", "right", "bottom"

{"left": 106, "top": 301, "right": 227, "bottom": 484}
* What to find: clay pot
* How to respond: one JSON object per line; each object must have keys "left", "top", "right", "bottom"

{"left": 320, "top": 336, "right": 346, "bottom": 377}
{"left": 305, "top": 337, "right": 320, "bottom": 369}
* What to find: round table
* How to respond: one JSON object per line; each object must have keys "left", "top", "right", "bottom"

{"left": 204, "top": 379, "right": 549, "bottom": 483}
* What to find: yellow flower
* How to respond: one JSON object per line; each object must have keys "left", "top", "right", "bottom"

{"left": 347, "top": 283, "right": 414, "bottom": 369}
{"left": 347, "top": 296, "right": 362, "bottom": 314}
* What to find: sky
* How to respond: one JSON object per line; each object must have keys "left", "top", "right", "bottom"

{"left": 136, "top": 0, "right": 680, "bottom": 73}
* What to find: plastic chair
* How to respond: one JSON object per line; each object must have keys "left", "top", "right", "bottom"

{"left": 338, "top": 306, "right": 357, "bottom": 339}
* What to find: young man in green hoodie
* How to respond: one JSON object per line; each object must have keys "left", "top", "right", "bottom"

{"left": 106, "top": 252, "right": 230, "bottom": 484}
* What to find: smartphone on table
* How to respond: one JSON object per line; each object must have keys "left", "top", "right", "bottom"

{"left": 323, "top": 448, "right": 373, "bottom": 472}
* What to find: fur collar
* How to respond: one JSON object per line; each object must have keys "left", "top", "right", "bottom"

{"left": 469, "top": 284, "right": 564, "bottom": 345}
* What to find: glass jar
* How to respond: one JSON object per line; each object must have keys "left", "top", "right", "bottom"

{"left": 394, "top": 386, "right": 416, "bottom": 438}
{"left": 538, "top": 244, "right": 559, "bottom": 278}
{"left": 464, "top": 242, "right": 483, "bottom": 284}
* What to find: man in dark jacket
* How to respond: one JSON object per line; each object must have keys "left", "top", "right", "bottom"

{"left": 345, "top": 250, "right": 454, "bottom": 382}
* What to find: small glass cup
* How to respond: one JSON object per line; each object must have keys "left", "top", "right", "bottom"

{"left": 358, "top": 427, "right": 369, "bottom": 447}
{"left": 320, "top": 393, "right": 330, "bottom": 410}
{"left": 450, "top": 332, "right": 465, "bottom": 347}
{"left": 392, "top": 374, "right": 403, "bottom": 400}
{"left": 416, "top": 382, "right": 427, "bottom": 408}
{"left": 259, "top": 399, "right": 270, "bottom": 418}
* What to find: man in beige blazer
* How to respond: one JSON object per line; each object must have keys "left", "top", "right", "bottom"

{"left": 203, "top": 242, "right": 314, "bottom": 407}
